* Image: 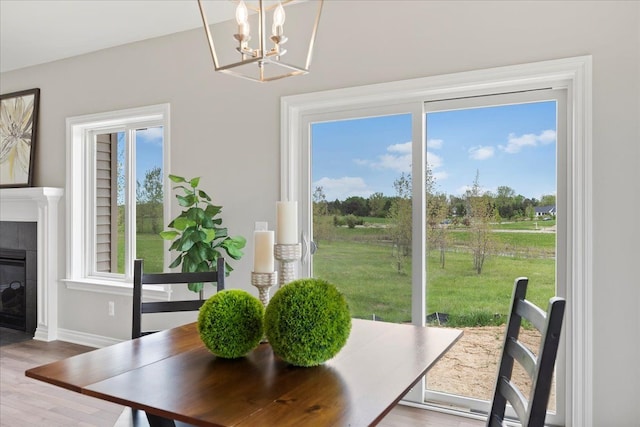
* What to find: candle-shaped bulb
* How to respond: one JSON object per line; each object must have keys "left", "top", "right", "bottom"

{"left": 236, "top": 1, "right": 248, "bottom": 25}
{"left": 236, "top": 0, "right": 250, "bottom": 37}
{"left": 272, "top": 2, "right": 285, "bottom": 37}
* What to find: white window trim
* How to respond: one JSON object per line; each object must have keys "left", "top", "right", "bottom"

{"left": 281, "top": 56, "right": 592, "bottom": 426}
{"left": 64, "top": 103, "right": 171, "bottom": 299}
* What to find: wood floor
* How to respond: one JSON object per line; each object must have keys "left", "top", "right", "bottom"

{"left": 0, "top": 338, "right": 485, "bottom": 427}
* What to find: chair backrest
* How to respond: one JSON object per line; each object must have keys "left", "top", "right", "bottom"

{"left": 132, "top": 258, "right": 225, "bottom": 339}
{"left": 487, "top": 277, "right": 565, "bottom": 427}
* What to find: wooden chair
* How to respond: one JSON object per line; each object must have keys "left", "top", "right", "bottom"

{"left": 487, "top": 277, "right": 565, "bottom": 427}
{"left": 128, "top": 258, "right": 226, "bottom": 426}
{"left": 132, "top": 257, "right": 225, "bottom": 339}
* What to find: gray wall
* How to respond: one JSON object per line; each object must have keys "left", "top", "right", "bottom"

{"left": 1, "top": 1, "right": 638, "bottom": 424}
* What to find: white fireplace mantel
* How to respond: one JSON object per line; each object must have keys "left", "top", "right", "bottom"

{"left": 0, "top": 187, "right": 63, "bottom": 341}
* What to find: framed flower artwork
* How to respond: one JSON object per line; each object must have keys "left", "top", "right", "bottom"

{"left": 0, "top": 88, "right": 40, "bottom": 188}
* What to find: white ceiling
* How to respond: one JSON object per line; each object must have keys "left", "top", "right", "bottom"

{"left": 0, "top": 0, "right": 235, "bottom": 73}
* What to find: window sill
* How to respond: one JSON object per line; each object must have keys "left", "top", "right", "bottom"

{"left": 63, "top": 278, "right": 170, "bottom": 301}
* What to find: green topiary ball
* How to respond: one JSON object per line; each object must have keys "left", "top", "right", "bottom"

{"left": 197, "top": 289, "right": 264, "bottom": 359}
{"left": 264, "top": 278, "right": 351, "bottom": 367}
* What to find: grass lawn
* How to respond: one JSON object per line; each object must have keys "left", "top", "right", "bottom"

{"left": 314, "top": 220, "right": 556, "bottom": 326}
{"left": 117, "top": 232, "right": 165, "bottom": 273}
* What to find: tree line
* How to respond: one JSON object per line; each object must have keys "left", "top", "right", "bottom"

{"left": 313, "top": 168, "right": 556, "bottom": 275}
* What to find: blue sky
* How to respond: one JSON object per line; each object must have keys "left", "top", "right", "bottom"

{"left": 117, "top": 127, "right": 164, "bottom": 185}
{"left": 134, "top": 127, "right": 164, "bottom": 184}
{"left": 312, "top": 101, "right": 557, "bottom": 201}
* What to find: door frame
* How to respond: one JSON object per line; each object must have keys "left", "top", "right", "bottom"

{"left": 281, "top": 56, "right": 592, "bottom": 426}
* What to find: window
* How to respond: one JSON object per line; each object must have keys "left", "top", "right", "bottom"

{"left": 281, "top": 57, "right": 593, "bottom": 425}
{"left": 65, "top": 104, "right": 170, "bottom": 293}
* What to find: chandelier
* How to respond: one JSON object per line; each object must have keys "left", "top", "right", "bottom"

{"left": 198, "top": 0, "right": 324, "bottom": 82}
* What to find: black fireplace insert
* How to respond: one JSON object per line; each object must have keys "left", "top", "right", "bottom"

{"left": 0, "top": 249, "right": 27, "bottom": 330}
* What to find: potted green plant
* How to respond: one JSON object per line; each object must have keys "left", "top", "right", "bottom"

{"left": 160, "top": 174, "right": 246, "bottom": 292}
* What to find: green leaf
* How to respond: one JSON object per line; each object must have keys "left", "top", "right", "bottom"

{"left": 169, "top": 174, "right": 186, "bottom": 183}
{"left": 201, "top": 217, "right": 215, "bottom": 229}
{"left": 222, "top": 237, "right": 246, "bottom": 260}
{"left": 231, "top": 235, "right": 247, "bottom": 248}
{"left": 196, "top": 261, "right": 210, "bottom": 272}
{"left": 203, "top": 228, "right": 216, "bottom": 243}
{"left": 168, "top": 239, "right": 181, "bottom": 251}
{"left": 204, "top": 246, "right": 217, "bottom": 261}
{"left": 178, "top": 237, "right": 195, "bottom": 252}
{"left": 189, "top": 177, "right": 200, "bottom": 188}
{"left": 186, "top": 247, "right": 204, "bottom": 265}
{"left": 225, "top": 246, "right": 243, "bottom": 259}
{"left": 198, "top": 189, "right": 211, "bottom": 201}
{"left": 182, "top": 256, "right": 195, "bottom": 273}
{"left": 188, "top": 282, "right": 203, "bottom": 292}
{"left": 205, "top": 204, "right": 222, "bottom": 217}
{"left": 160, "top": 230, "right": 179, "bottom": 240}
{"left": 195, "top": 208, "right": 206, "bottom": 223}
{"left": 186, "top": 207, "right": 199, "bottom": 221}
{"left": 177, "top": 194, "right": 196, "bottom": 207}
{"left": 215, "top": 227, "right": 229, "bottom": 239}
{"left": 224, "top": 262, "right": 234, "bottom": 275}
{"left": 168, "top": 255, "right": 183, "bottom": 269}
{"left": 173, "top": 217, "right": 195, "bottom": 231}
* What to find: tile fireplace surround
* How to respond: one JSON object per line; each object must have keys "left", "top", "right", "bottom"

{"left": 0, "top": 187, "right": 63, "bottom": 341}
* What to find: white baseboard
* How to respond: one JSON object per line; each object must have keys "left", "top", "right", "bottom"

{"left": 55, "top": 328, "right": 123, "bottom": 348}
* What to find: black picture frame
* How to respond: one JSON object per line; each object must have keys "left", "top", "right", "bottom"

{"left": 0, "top": 88, "right": 40, "bottom": 188}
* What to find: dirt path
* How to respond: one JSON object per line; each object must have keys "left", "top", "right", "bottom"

{"left": 425, "top": 326, "right": 556, "bottom": 410}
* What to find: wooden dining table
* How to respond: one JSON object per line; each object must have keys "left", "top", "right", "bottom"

{"left": 26, "top": 319, "right": 462, "bottom": 427}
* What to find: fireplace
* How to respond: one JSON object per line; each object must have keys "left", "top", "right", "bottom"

{"left": 0, "top": 187, "right": 63, "bottom": 341}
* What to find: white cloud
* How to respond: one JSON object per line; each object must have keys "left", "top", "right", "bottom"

{"left": 356, "top": 141, "right": 412, "bottom": 173}
{"left": 313, "top": 176, "right": 372, "bottom": 201}
{"left": 433, "top": 171, "right": 449, "bottom": 181}
{"left": 375, "top": 153, "right": 412, "bottom": 173}
{"left": 469, "top": 145, "right": 495, "bottom": 160}
{"left": 538, "top": 129, "right": 556, "bottom": 144}
{"left": 387, "top": 141, "right": 412, "bottom": 153}
{"left": 427, "top": 138, "right": 443, "bottom": 149}
{"left": 499, "top": 129, "right": 556, "bottom": 153}
{"left": 427, "top": 151, "right": 443, "bottom": 169}
{"left": 455, "top": 185, "right": 472, "bottom": 196}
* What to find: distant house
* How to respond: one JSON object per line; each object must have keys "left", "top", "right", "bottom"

{"left": 535, "top": 205, "right": 556, "bottom": 217}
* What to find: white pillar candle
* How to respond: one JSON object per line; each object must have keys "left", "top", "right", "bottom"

{"left": 253, "top": 222, "right": 275, "bottom": 273}
{"left": 276, "top": 201, "right": 298, "bottom": 244}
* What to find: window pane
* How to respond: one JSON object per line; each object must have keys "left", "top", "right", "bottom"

{"left": 311, "top": 114, "right": 413, "bottom": 323}
{"left": 135, "top": 127, "right": 164, "bottom": 273}
{"left": 94, "top": 128, "right": 164, "bottom": 275}
{"left": 424, "top": 101, "right": 558, "bottom": 409}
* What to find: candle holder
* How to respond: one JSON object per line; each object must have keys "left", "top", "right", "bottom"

{"left": 251, "top": 272, "right": 278, "bottom": 307}
{"left": 274, "top": 243, "right": 302, "bottom": 288}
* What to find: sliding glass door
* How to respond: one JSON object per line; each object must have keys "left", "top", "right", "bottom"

{"left": 284, "top": 84, "right": 568, "bottom": 425}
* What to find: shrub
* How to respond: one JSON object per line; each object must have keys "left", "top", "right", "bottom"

{"left": 345, "top": 214, "right": 362, "bottom": 229}
{"left": 264, "top": 278, "right": 351, "bottom": 367}
{"left": 198, "top": 290, "right": 264, "bottom": 358}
